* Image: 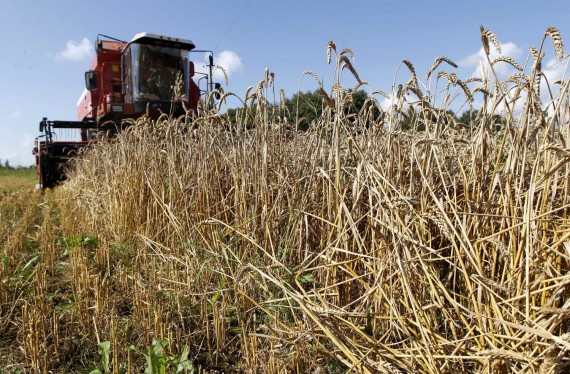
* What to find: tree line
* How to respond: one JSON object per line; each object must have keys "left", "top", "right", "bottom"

{"left": 0, "top": 159, "right": 33, "bottom": 170}
{"left": 225, "top": 89, "right": 502, "bottom": 130}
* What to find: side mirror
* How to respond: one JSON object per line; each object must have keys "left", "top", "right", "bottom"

{"left": 214, "top": 82, "right": 222, "bottom": 100}
{"left": 85, "top": 71, "right": 97, "bottom": 91}
{"left": 39, "top": 118, "right": 47, "bottom": 132}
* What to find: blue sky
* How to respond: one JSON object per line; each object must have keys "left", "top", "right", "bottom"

{"left": 1, "top": 0, "right": 569, "bottom": 166}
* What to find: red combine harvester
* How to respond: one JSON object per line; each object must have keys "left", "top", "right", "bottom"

{"left": 33, "top": 32, "right": 219, "bottom": 189}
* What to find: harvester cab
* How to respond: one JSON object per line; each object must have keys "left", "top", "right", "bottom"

{"left": 34, "top": 32, "right": 219, "bottom": 189}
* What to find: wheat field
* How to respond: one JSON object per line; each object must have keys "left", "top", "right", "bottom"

{"left": 1, "top": 27, "right": 569, "bottom": 373}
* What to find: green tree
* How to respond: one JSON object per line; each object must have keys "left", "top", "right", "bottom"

{"left": 225, "top": 89, "right": 376, "bottom": 130}
{"left": 458, "top": 109, "right": 506, "bottom": 130}
{"left": 286, "top": 90, "right": 325, "bottom": 130}
{"left": 225, "top": 107, "right": 240, "bottom": 124}
{"left": 458, "top": 109, "right": 479, "bottom": 126}
{"left": 400, "top": 107, "right": 420, "bottom": 131}
{"left": 400, "top": 107, "right": 457, "bottom": 131}
{"left": 350, "top": 90, "right": 369, "bottom": 112}
{"left": 286, "top": 89, "right": 375, "bottom": 129}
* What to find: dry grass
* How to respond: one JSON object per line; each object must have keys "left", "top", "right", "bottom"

{"left": 1, "top": 27, "right": 570, "bottom": 373}
{"left": 0, "top": 167, "right": 37, "bottom": 191}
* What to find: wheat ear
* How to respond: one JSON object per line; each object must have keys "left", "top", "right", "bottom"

{"left": 402, "top": 59, "right": 418, "bottom": 82}
{"left": 491, "top": 56, "right": 523, "bottom": 71}
{"left": 326, "top": 40, "right": 336, "bottom": 65}
{"left": 426, "top": 57, "right": 458, "bottom": 80}
{"left": 480, "top": 26, "right": 501, "bottom": 55}
{"left": 339, "top": 48, "right": 355, "bottom": 61}
{"left": 303, "top": 70, "right": 322, "bottom": 86}
{"left": 545, "top": 27, "right": 564, "bottom": 59}
{"left": 339, "top": 55, "right": 361, "bottom": 83}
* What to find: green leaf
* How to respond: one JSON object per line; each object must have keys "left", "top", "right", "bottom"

{"left": 98, "top": 341, "right": 111, "bottom": 373}
{"left": 0, "top": 255, "right": 9, "bottom": 269}
{"left": 54, "top": 301, "right": 74, "bottom": 311}
{"left": 21, "top": 255, "right": 39, "bottom": 272}
{"left": 149, "top": 339, "right": 168, "bottom": 374}
{"left": 57, "top": 236, "right": 76, "bottom": 251}
{"left": 176, "top": 345, "right": 194, "bottom": 373}
{"left": 210, "top": 290, "right": 220, "bottom": 304}
{"left": 210, "top": 278, "right": 226, "bottom": 304}
{"left": 363, "top": 309, "right": 373, "bottom": 337}
{"left": 297, "top": 273, "right": 314, "bottom": 284}
{"left": 132, "top": 339, "right": 170, "bottom": 374}
{"left": 82, "top": 235, "right": 98, "bottom": 248}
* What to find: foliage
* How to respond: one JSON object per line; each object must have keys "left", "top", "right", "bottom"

{"left": 89, "top": 341, "right": 111, "bottom": 374}
{"left": 227, "top": 89, "right": 375, "bottom": 130}
{"left": 131, "top": 339, "right": 194, "bottom": 374}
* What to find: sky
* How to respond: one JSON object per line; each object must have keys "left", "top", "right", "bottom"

{"left": 1, "top": 0, "right": 569, "bottom": 167}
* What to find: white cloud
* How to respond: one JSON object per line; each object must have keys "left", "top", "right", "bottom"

{"left": 195, "top": 50, "right": 244, "bottom": 86}
{"left": 458, "top": 43, "right": 570, "bottom": 116}
{"left": 214, "top": 50, "right": 244, "bottom": 81}
{"left": 379, "top": 95, "right": 396, "bottom": 111}
{"left": 20, "top": 134, "right": 34, "bottom": 148}
{"left": 56, "top": 38, "right": 93, "bottom": 61}
{"left": 542, "top": 58, "right": 567, "bottom": 91}
{"left": 459, "top": 42, "right": 523, "bottom": 78}
{"left": 11, "top": 110, "right": 20, "bottom": 118}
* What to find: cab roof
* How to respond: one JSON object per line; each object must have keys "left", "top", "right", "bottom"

{"left": 128, "top": 32, "right": 195, "bottom": 51}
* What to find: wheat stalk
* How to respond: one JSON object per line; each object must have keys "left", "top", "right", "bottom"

{"left": 215, "top": 65, "right": 229, "bottom": 86}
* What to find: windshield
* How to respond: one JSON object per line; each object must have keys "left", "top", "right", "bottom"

{"left": 129, "top": 43, "right": 190, "bottom": 101}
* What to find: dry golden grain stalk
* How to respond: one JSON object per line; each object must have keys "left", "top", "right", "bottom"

{"left": 255, "top": 78, "right": 266, "bottom": 96}
{"left": 303, "top": 70, "right": 322, "bottom": 86}
{"left": 339, "top": 55, "right": 361, "bottom": 83}
{"left": 216, "top": 65, "right": 229, "bottom": 86}
{"left": 402, "top": 59, "right": 418, "bottom": 82}
{"left": 426, "top": 56, "right": 458, "bottom": 80}
{"left": 244, "top": 85, "right": 254, "bottom": 101}
{"left": 480, "top": 25, "right": 502, "bottom": 54}
{"left": 371, "top": 89, "right": 390, "bottom": 99}
{"left": 327, "top": 40, "right": 337, "bottom": 64}
{"left": 340, "top": 48, "right": 355, "bottom": 61}
{"left": 464, "top": 77, "right": 483, "bottom": 84}
{"left": 491, "top": 56, "right": 523, "bottom": 71}
{"left": 279, "top": 89, "right": 286, "bottom": 110}
{"left": 317, "top": 87, "right": 335, "bottom": 109}
{"left": 352, "top": 81, "right": 369, "bottom": 92}
{"left": 457, "top": 79, "right": 474, "bottom": 102}
{"left": 545, "top": 27, "right": 565, "bottom": 59}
